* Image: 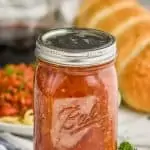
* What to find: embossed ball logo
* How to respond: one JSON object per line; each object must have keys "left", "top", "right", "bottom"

{"left": 59, "top": 101, "right": 101, "bottom": 135}
{"left": 51, "top": 96, "right": 102, "bottom": 149}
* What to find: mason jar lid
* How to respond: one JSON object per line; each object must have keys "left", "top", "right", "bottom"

{"left": 35, "top": 28, "right": 116, "bottom": 67}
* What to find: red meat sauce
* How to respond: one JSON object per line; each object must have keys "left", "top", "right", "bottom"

{"left": 34, "top": 61, "right": 118, "bottom": 150}
{"left": 0, "top": 64, "right": 34, "bottom": 117}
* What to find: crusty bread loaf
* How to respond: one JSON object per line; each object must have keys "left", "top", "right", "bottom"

{"left": 75, "top": 0, "right": 150, "bottom": 112}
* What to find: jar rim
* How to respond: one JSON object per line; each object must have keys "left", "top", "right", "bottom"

{"left": 35, "top": 28, "right": 117, "bottom": 67}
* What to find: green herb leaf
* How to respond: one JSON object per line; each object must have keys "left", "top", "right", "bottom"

{"left": 5, "top": 89, "right": 12, "bottom": 93}
{"left": 16, "top": 71, "right": 24, "bottom": 76}
{"left": 18, "top": 83, "right": 25, "bottom": 90}
{"left": 31, "top": 62, "right": 36, "bottom": 69}
{"left": 119, "top": 141, "right": 137, "bottom": 150}
{"left": 4, "top": 65, "right": 14, "bottom": 76}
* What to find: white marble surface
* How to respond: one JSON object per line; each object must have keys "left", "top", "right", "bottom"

{"left": 118, "top": 107, "right": 150, "bottom": 150}
{"left": 0, "top": 107, "right": 149, "bottom": 150}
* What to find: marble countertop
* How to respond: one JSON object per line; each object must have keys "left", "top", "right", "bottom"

{"left": 118, "top": 107, "right": 150, "bottom": 150}
{"left": 0, "top": 107, "right": 149, "bottom": 150}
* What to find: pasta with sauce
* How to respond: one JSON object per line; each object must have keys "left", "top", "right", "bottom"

{"left": 0, "top": 109, "right": 33, "bottom": 125}
{"left": 0, "top": 64, "right": 34, "bottom": 125}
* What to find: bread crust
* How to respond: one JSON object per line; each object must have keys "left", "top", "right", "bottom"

{"left": 120, "top": 44, "right": 150, "bottom": 112}
{"left": 75, "top": 0, "right": 150, "bottom": 112}
{"left": 75, "top": 0, "right": 136, "bottom": 27}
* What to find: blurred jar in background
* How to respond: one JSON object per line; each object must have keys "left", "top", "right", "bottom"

{"left": 0, "top": 0, "right": 58, "bottom": 65}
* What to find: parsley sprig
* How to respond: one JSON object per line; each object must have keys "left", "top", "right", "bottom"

{"left": 119, "top": 141, "right": 137, "bottom": 150}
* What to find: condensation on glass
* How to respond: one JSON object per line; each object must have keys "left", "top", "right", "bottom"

{"left": 34, "top": 28, "right": 118, "bottom": 150}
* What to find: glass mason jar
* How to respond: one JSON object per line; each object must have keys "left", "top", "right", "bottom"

{"left": 34, "top": 28, "right": 118, "bottom": 150}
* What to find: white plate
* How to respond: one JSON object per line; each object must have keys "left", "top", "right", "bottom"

{"left": 0, "top": 122, "right": 33, "bottom": 137}
{"left": 0, "top": 95, "right": 121, "bottom": 137}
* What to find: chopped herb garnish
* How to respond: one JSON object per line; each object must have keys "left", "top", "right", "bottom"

{"left": 18, "top": 83, "right": 25, "bottom": 90}
{"left": 5, "top": 89, "right": 12, "bottom": 93}
{"left": 119, "top": 141, "right": 137, "bottom": 150}
{"left": 4, "top": 65, "right": 14, "bottom": 76}
{"left": 31, "top": 63, "right": 36, "bottom": 69}
{"left": 16, "top": 71, "right": 24, "bottom": 76}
